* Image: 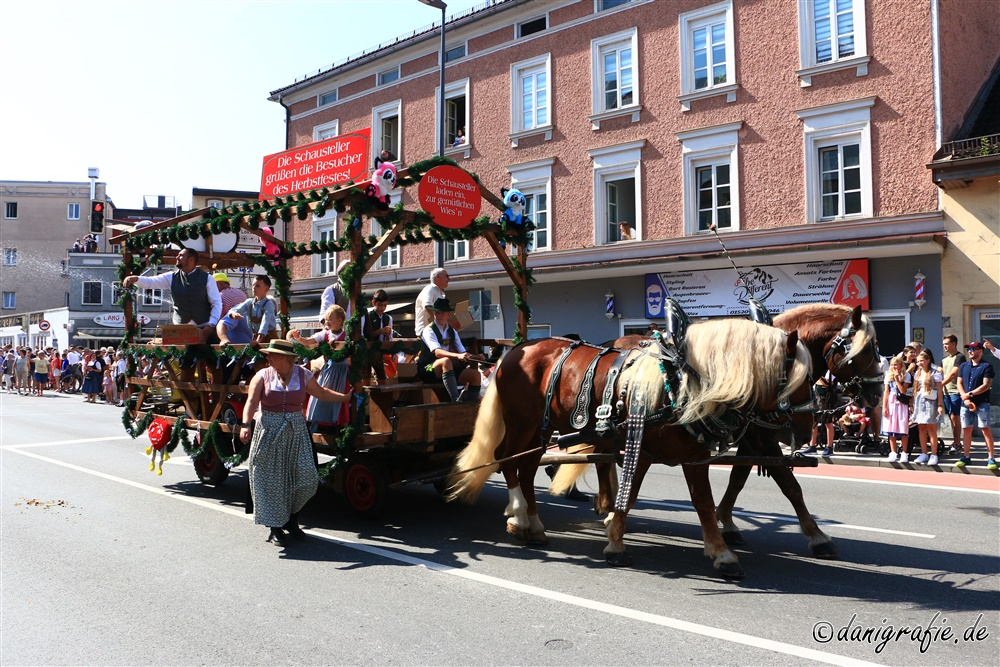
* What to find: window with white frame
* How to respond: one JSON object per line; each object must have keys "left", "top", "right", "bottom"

{"left": 445, "top": 44, "right": 466, "bottom": 63}
{"left": 2, "top": 292, "right": 14, "bottom": 309}
{"left": 112, "top": 282, "right": 123, "bottom": 304}
{"left": 3, "top": 248, "right": 16, "bottom": 266}
{"left": 318, "top": 88, "right": 338, "bottom": 106}
{"left": 591, "top": 29, "right": 639, "bottom": 122}
{"left": 372, "top": 218, "right": 400, "bottom": 269}
{"left": 797, "top": 97, "right": 874, "bottom": 223}
{"left": 142, "top": 288, "right": 163, "bottom": 307}
{"left": 526, "top": 324, "right": 552, "bottom": 340}
{"left": 797, "top": 0, "right": 868, "bottom": 85}
{"left": 314, "top": 120, "right": 340, "bottom": 142}
{"left": 507, "top": 158, "right": 554, "bottom": 252}
{"left": 678, "top": 2, "right": 737, "bottom": 109}
{"left": 511, "top": 54, "right": 551, "bottom": 142}
{"left": 588, "top": 141, "right": 644, "bottom": 245}
{"left": 378, "top": 66, "right": 400, "bottom": 86}
{"left": 373, "top": 100, "right": 401, "bottom": 158}
{"left": 678, "top": 121, "right": 742, "bottom": 235}
{"left": 443, "top": 238, "right": 468, "bottom": 262}
{"left": 4, "top": 202, "right": 16, "bottom": 219}
{"left": 439, "top": 79, "right": 469, "bottom": 151}
{"left": 206, "top": 199, "right": 224, "bottom": 209}
{"left": 82, "top": 281, "right": 103, "bottom": 306}
{"left": 313, "top": 210, "right": 338, "bottom": 277}
{"left": 517, "top": 16, "right": 547, "bottom": 38}
{"left": 68, "top": 203, "right": 80, "bottom": 220}
{"left": 598, "top": 0, "right": 635, "bottom": 10}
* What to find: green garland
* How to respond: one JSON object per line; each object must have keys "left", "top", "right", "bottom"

{"left": 122, "top": 405, "right": 157, "bottom": 438}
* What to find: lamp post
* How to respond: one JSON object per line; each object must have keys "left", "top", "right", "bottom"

{"left": 418, "top": 0, "right": 447, "bottom": 267}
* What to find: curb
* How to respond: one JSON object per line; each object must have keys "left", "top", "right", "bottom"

{"left": 810, "top": 454, "right": 1000, "bottom": 477}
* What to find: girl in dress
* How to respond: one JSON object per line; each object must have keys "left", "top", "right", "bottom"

{"left": 102, "top": 369, "right": 115, "bottom": 403}
{"left": 882, "top": 355, "right": 912, "bottom": 463}
{"left": 911, "top": 350, "right": 944, "bottom": 466}
{"left": 287, "top": 304, "right": 351, "bottom": 428}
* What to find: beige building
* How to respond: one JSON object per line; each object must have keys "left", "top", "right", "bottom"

{"left": 266, "top": 0, "right": 998, "bottom": 356}
{"left": 1, "top": 180, "right": 107, "bottom": 317}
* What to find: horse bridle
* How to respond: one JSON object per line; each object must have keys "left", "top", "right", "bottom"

{"left": 823, "top": 320, "right": 884, "bottom": 403}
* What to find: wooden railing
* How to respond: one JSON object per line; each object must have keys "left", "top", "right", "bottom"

{"left": 939, "top": 133, "right": 1000, "bottom": 159}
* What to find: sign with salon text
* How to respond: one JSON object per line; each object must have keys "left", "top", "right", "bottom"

{"left": 644, "top": 259, "right": 870, "bottom": 319}
{"left": 259, "top": 128, "right": 371, "bottom": 200}
{"left": 417, "top": 165, "right": 482, "bottom": 229}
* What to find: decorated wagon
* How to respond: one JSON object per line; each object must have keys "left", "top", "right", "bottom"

{"left": 112, "top": 157, "right": 537, "bottom": 515}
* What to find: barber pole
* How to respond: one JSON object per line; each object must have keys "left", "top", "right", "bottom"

{"left": 605, "top": 292, "right": 615, "bottom": 319}
{"left": 914, "top": 271, "right": 926, "bottom": 309}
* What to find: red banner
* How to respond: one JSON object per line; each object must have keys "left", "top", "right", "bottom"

{"left": 417, "top": 165, "right": 482, "bottom": 229}
{"left": 259, "top": 129, "right": 370, "bottom": 200}
{"left": 831, "top": 258, "right": 871, "bottom": 311}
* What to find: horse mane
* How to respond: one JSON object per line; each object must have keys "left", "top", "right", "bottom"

{"left": 674, "top": 319, "right": 811, "bottom": 424}
{"left": 773, "top": 303, "right": 877, "bottom": 370}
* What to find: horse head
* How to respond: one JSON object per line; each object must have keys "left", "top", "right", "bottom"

{"left": 822, "top": 305, "right": 884, "bottom": 408}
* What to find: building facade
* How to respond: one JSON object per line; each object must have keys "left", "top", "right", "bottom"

{"left": 266, "top": 0, "right": 998, "bottom": 354}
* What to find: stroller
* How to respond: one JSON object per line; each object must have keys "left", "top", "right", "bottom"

{"left": 834, "top": 400, "right": 888, "bottom": 455}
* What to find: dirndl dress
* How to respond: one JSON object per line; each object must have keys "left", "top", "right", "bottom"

{"left": 81, "top": 360, "right": 104, "bottom": 394}
{"left": 306, "top": 329, "right": 350, "bottom": 426}
{"left": 883, "top": 373, "right": 912, "bottom": 435}
{"left": 248, "top": 365, "right": 319, "bottom": 527}
{"left": 912, "top": 369, "right": 943, "bottom": 425}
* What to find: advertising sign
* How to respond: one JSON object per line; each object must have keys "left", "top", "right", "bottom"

{"left": 417, "top": 165, "right": 482, "bottom": 229}
{"left": 645, "top": 259, "right": 870, "bottom": 319}
{"left": 94, "top": 313, "right": 151, "bottom": 328}
{"left": 259, "top": 128, "right": 371, "bottom": 200}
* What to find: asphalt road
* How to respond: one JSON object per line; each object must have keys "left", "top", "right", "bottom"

{"left": 2, "top": 391, "right": 999, "bottom": 666}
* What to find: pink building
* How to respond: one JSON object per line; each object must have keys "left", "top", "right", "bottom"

{"left": 269, "top": 0, "right": 999, "bottom": 351}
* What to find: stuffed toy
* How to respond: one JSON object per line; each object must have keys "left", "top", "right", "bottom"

{"left": 500, "top": 187, "right": 527, "bottom": 226}
{"left": 365, "top": 162, "right": 397, "bottom": 206}
{"left": 145, "top": 417, "right": 172, "bottom": 475}
{"left": 260, "top": 225, "right": 282, "bottom": 265}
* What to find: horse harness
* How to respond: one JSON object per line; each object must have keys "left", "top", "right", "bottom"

{"left": 824, "top": 318, "right": 883, "bottom": 400}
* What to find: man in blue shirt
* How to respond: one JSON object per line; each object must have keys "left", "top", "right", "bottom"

{"left": 228, "top": 275, "right": 278, "bottom": 345}
{"left": 955, "top": 341, "right": 996, "bottom": 469}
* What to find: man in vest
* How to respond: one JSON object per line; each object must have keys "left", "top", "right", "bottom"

{"left": 361, "top": 289, "right": 393, "bottom": 381}
{"left": 123, "top": 247, "right": 222, "bottom": 343}
{"left": 416, "top": 297, "right": 484, "bottom": 402}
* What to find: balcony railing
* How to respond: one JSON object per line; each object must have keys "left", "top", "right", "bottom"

{"left": 938, "top": 133, "right": 1000, "bottom": 160}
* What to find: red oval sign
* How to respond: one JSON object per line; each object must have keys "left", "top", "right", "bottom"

{"left": 418, "top": 165, "right": 482, "bottom": 229}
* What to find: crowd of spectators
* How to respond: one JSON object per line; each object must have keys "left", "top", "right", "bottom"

{"left": 1, "top": 344, "right": 129, "bottom": 406}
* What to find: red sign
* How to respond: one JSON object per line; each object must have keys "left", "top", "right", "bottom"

{"left": 417, "top": 165, "right": 482, "bottom": 229}
{"left": 830, "top": 258, "right": 871, "bottom": 311}
{"left": 259, "top": 128, "right": 371, "bottom": 200}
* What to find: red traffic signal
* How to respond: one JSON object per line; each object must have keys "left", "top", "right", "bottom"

{"left": 90, "top": 200, "right": 105, "bottom": 234}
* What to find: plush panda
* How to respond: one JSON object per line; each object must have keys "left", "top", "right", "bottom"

{"left": 365, "top": 161, "right": 397, "bottom": 206}
{"left": 500, "top": 187, "right": 527, "bottom": 226}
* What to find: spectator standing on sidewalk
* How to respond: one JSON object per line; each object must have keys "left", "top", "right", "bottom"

{"left": 955, "top": 341, "right": 996, "bottom": 469}
{"left": 882, "top": 355, "right": 912, "bottom": 463}
{"left": 911, "top": 350, "right": 943, "bottom": 466}
{"left": 940, "top": 335, "right": 967, "bottom": 454}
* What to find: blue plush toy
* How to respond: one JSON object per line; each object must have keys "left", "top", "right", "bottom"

{"left": 500, "top": 187, "right": 527, "bottom": 226}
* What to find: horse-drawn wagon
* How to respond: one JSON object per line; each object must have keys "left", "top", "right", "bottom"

{"left": 111, "top": 157, "right": 534, "bottom": 516}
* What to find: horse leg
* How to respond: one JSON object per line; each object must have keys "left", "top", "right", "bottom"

{"left": 519, "top": 457, "right": 548, "bottom": 545}
{"left": 765, "top": 466, "right": 838, "bottom": 558}
{"left": 683, "top": 463, "right": 744, "bottom": 580}
{"left": 594, "top": 459, "right": 618, "bottom": 517}
{"left": 604, "top": 456, "right": 650, "bottom": 567}
{"left": 715, "top": 465, "right": 753, "bottom": 546}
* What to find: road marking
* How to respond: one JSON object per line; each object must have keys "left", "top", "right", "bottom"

{"left": 5, "top": 445, "right": 881, "bottom": 667}
{"left": 0, "top": 435, "right": 134, "bottom": 449}
{"left": 793, "top": 471, "right": 1000, "bottom": 494}
{"left": 637, "top": 500, "right": 935, "bottom": 539}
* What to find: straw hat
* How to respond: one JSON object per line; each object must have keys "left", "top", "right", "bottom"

{"left": 260, "top": 339, "right": 298, "bottom": 357}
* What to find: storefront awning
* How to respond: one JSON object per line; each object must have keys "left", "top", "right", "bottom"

{"left": 74, "top": 328, "right": 154, "bottom": 342}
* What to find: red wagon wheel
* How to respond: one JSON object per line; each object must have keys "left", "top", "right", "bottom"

{"left": 344, "top": 454, "right": 388, "bottom": 518}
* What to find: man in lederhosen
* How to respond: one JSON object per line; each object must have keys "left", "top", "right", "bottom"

{"left": 416, "top": 297, "right": 484, "bottom": 402}
{"left": 361, "top": 289, "right": 393, "bottom": 381}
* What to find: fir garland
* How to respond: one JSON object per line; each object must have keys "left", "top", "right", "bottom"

{"left": 122, "top": 406, "right": 157, "bottom": 438}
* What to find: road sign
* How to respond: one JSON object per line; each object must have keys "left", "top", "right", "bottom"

{"left": 38, "top": 320, "right": 51, "bottom": 332}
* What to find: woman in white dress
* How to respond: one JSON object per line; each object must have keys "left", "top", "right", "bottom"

{"left": 911, "top": 350, "right": 944, "bottom": 466}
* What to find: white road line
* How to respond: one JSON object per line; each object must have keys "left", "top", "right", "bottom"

{"left": 638, "top": 500, "right": 935, "bottom": 539}
{"left": 0, "top": 435, "right": 135, "bottom": 449}
{"left": 5, "top": 445, "right": 881, "bottom": 667}
{"left": 793, "top": 472, "right": 1000, "bottom": 494}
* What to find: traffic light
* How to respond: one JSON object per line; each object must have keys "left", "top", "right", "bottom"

{"left": 90, "top": 200, "right": 105, "bottom": 234}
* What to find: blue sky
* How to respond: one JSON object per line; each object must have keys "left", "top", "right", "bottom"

{"left": 0, "top": 0, "right": 484, "bottom": 209}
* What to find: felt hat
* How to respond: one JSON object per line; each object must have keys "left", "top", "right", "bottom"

{"left": 428, "top": 297, "right": 454, "bottom": 312}
{"left": 260, "top": 339, "right": 299, "bottom": 357}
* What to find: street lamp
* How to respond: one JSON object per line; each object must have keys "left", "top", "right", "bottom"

{"left": 418, "top": 0, "right": 447, "bottom": 267}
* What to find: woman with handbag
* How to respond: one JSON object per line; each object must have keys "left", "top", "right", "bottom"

{"left": 882, "top": 354, "right": 912, "bottom": 463}
{"left": 911, "top": 350, "right": 944, "bottom": 466}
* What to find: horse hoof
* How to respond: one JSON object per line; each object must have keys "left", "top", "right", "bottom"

{"left": 606, "top": 551, "right": 632, "bottom": 567}
{"left": 810, "top": 541, "right": 839, "bottom": 559}
{"left": 722, "top": 530, "right": 745, "bottom": 546}
{"left": 716, "top": 561, "right": 746, "bottom": 580}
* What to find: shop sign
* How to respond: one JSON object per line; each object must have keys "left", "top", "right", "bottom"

{"left": 259, "top": 129, "right": 371, "bottom": 199}
{"left": 417, "top": 165, "right": 482, "bottom": 229}
{"left": 94, "top": 313, "right": 151, "bottom": 328}
{"left": 645, "top": 259, "right": 870, "bottom": 319}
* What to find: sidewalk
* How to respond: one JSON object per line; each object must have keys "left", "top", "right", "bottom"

{"left": 799, "top": 435, "right": 998, "bottom": 477}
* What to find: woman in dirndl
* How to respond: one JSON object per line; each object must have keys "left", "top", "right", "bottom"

{"left": 911, "top": 350, "right": 944, "bottom": 466}
{"left": 80, "top": 350, "right": 105, "bottom": 403}
{"left": 239, "top": 339, "right": 352, "bottom": 546}
{"left": 287, "top": 304, "right": 351, "bottom": 428}
{"left": 881, "top": 354, "right": 912, "bottom": 463}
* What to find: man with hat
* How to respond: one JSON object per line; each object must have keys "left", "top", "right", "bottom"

{"left": 416, "top": 297, "right": 485, "bottom": 402}
{"left": 955, "top": 341, "right": 996, "bottom": 469}
{"left": 214, "top": 272, "right": 247, "bottom": 314}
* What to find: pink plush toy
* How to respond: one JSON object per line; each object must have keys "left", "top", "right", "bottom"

{"left": 365, "top": 162, "right": 397, "bottom": 205}
{"left": 260, "top": 225, "right": 281, "bottom": 264}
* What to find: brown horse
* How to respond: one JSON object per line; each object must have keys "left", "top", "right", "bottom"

{"left": 448, "top": 318, "right": 812, "bottom": 579}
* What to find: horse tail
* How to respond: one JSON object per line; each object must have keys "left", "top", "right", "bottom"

{"left": 548, "top": 444, "right": 593, "bottom": 496}
{"left": 446, "top": 381, "right": 505, "bottom": 504}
